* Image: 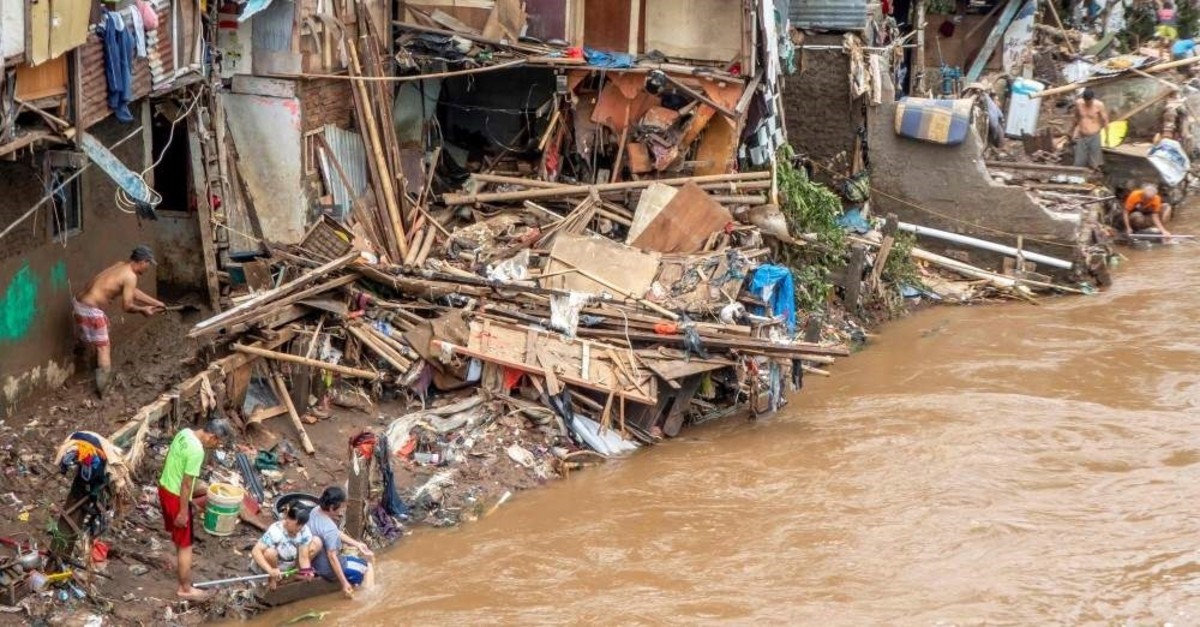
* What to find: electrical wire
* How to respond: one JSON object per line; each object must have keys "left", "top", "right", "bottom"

{"left": 114, "top": 90, "right": 201, "bottom": 214}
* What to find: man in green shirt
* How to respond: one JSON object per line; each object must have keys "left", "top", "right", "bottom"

{"left": 157, "top": 419, "right": 231, "bottom": 601}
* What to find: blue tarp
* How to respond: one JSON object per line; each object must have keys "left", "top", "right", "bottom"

{"left": 239, "top": 0, "right": 277, "bottom": 22}
{"left": 749, "top": 265, "right": 797, "bottom": 335}
{"left": 584, "top": 47, "right": 635, "bottom": 68}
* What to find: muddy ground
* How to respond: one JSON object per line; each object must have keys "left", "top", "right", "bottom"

{"left": 0, "top": 307, "right": 565, "bottom": 625}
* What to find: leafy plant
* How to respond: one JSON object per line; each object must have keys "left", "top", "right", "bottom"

{"left": 775, "top": 147, "right": 846, "bottom": 313}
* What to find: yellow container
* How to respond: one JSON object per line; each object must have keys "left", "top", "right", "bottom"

{"left": 203, "top": 483, "right": 245, "bottom": 537}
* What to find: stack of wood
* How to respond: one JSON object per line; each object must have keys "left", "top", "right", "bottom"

{"left": 187, "top": 165, "right": 854, "bottom": 446}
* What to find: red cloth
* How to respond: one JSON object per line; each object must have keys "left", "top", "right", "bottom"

{"left": 158, "top": 485, "right": 193, "bottom": 548}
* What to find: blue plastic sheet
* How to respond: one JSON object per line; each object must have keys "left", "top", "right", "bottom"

{"left": 837, "top": 206, "right": 871, "bottom": 234}
{"left": 749, "top": 265, "right": 796, "bottom": 335}
{"left": 584, "top": 47, "right": 635, "bottom": 68}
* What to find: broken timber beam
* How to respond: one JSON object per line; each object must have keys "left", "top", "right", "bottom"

{"left": 111, "top": 330, "right": 298, "bottom": 471}
{"left": 443, "top": 172, "right": 771, "bottom": 205}
{"left": 189, "top": 253, "right": 357, "bottom": 337}
{"left": 273, "top": 373, "right": 316, "bottom": 454}
{"left": 232, "top": 344, "right": 381, "bottom": 379}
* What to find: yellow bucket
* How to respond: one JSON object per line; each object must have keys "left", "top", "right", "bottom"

{"left": 203, "top": 483, "right": 245, "bottom": 537}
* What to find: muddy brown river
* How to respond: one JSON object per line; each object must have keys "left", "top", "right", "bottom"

{"left": 249, "top": 228, "right": 1200, "bottom": 625}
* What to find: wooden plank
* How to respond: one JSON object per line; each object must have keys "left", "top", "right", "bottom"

{"left": 208, "top": 274, "right": 359, "bottom": 337}
{"left": 868, "top": 214, "right": 899, "bottom": 292}
{"left": 630, "top": 182, "right": 732, "bottom": 253}
{"left": 190, "top": 253, "right": 357, "bottom": 336}
{"left": 187, "top": 116, "right": 222, "bottom": 312}
{"left": 965, "top": 0, "right": 1022, "bottom": 83}
{"left": 234, "top": 344, "right": 381, "bottom": 380}
{"left": 273, "top": 374, "right": 316, "bottom": 454}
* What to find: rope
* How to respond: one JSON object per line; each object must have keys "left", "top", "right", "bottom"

{"left": 807, "top": 159, "right": 1080, "bottom": 250}
{"left": 114, "top": 91, "right": 202, "bottom": 214}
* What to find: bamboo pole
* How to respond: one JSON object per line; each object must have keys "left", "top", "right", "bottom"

{"left": 348, "top": 40, "right": 409, "bottom": 258}
{"left": 273, "top": 374, "right": 316, "bottom": 454}
{"left": 346, "top": 325, "right": 411, "bottom": 372}
{"left": 444, "top": 172, "right": 772, "bottom": 205}
{"left": 233, "top": 344, "right": 381, "bottom": 379}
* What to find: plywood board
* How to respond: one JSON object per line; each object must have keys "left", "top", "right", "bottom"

{"left": 48, "top": 0, "right": 92, "bottom": 61}
{"left": 694, "top": 115, "right": 738, "bottom": 176}
{"left": 222, "top": 92, "right": 307, "bottom": 244}
{"left": 583, "top": 0, "right": 631, "bottom": 53}
{"left": 466, "top": 319, "right": 656, "bottom": 404}
{"left": 626, "top": 183, "right": 677, "bottom": 244}
{"left": 545, "top": 232, "right": 661, "bottom": 298}
{"left": 642, "top": 0, "right": 741, "bottom": 63}
{"left": 630, "top": 182, "right": 731, "bottom": 254}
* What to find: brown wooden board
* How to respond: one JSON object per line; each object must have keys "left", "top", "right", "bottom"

{"left": 584, "top": 0, "right": 632, "bottom": 53}
{"left": 462, "top": 319, "right": 656, "bottom": 405}
{"left": 630, "top": 182, "right": 732, "bottom": 254}
{"left": 545, "top": 233, "right": 661, "bottom": 298}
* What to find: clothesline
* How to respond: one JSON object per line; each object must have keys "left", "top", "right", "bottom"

{"left": 0, "top": 126, "right": 144, "bottom": 244}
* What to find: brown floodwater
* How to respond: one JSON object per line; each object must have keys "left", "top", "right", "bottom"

{"left": 248, "top": 224, "right": 1200, "bottom": 626}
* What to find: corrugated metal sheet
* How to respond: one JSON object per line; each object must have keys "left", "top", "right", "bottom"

{"left": 319, "top": 124, "right": 368, "bottom": 222}
{"left": 79, "top": 31, "right": 152, "bottom": 130}
{"left": 789, "top": 0, "right": 868, "bottom": 31}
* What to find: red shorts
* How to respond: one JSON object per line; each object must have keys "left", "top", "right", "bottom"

{"left": 158, "top": 485, "right": 194, "bottom": 548}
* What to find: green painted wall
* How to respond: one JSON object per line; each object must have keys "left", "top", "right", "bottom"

{"left": 0, "top": 262, "right": 39, "bottom": 343}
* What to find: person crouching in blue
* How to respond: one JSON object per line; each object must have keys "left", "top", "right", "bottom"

{"left": 307, "top": 486, "right": 375, "bottom": 598}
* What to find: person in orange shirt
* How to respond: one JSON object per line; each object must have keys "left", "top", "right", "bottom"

{"left": 1122, "top": 184, "right": 1173, "bottom": 238}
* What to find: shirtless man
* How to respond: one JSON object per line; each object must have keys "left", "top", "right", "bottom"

{"left": 73, "top": 245, "right": 165, "bottom": 396}
{"left": 1071, "top": 88, "right": 1110, "bottom": 169}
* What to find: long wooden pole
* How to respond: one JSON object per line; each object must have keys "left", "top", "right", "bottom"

{"left": 233, "top": 344, "right": 381, "bottom": 379}
{"left": 1036, "top": 55, "right": 1200, "bottom": 98}
{"left": 348, "top": 40, "right": 409, "bottom": 259}
{"left": 189, "top": 253, "right": 357, "bottom": 335}
{"left": 1044, "top": 0, "right": 1076, "bottom": 56}
{"left": 273, "top": 374, "right": 316, "bottom": 454}
{"left": 444, "top": 172, "right": 772, "bottom": 205}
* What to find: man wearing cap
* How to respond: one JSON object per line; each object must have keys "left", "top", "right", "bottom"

{"left": 157, "top": 419, "right": 233, "bottom": 601}
{"left": 73, "top": 245, "right": 165, "bottom": 396}
{"left": 1071, "top": 88, "right": 1110, "bottom": 169}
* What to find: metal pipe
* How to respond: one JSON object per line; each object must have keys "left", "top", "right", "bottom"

{"left": 898, "top": 222, "right": 1074, "bottom": 270}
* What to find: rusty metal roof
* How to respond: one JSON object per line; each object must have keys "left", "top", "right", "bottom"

{"left": 789, "top": 0, "right": 869, "bottom": 31}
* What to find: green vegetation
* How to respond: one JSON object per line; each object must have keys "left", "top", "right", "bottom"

{"left": 1180, "top": 1, "right": 1200, "bottom": 40}
{"left": 775, "top": 147, "right": 845, "bottom": 312}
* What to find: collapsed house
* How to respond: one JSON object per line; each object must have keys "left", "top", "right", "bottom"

{"left": 781, "top": 0, "right": 1200, "bottom": 283}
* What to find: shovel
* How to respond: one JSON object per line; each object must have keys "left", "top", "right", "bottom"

{"left": 161, "top": 304, "right": 201, "bottom": 313}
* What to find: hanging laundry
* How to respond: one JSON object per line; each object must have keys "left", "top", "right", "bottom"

{"left": 128, "top": 4, "right": 148, "bottom": 59}
{"left": 98, "top": 10, "right": 136, "bottom": 123}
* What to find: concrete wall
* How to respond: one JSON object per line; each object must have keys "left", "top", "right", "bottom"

{"left": 0, "top": 107, "right": 159, "bottom": 416}
{"left": 868, "top": 88, "right": 1082, "bottom": 264}
{"left": 222, "top": 91, "right": 307, "bottom": 244}
{"left": 781, "top": 35, "right": 865, "bottom": 179}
